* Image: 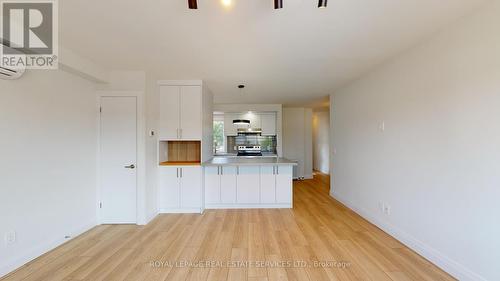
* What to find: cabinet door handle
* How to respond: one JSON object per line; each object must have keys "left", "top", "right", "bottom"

{"left": 176, "top": 168, "right": 179, "bottom": 178}
{"left": 179, "top": 128, "right": 183, "bottom": 139}
{"left": 220, "top": 166, "right": 223, "bottom": 175}
{"left": 237, "top": 166, "right": 239, "bottom": 175}
{"left": 276, "top": 166, "right": 279, "bottom": 175}
{"left": 180, "top": 168, "right": 183, "bottom": 178}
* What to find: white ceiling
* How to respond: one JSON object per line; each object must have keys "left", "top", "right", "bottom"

{"left": 59, "top": 0, "right": 487, "bottom": 107}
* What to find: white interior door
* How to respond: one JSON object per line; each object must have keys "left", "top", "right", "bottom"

{"left": 100, "top": 96, "right": 137, "bottom": 224}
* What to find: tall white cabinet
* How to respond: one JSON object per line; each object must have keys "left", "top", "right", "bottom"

{"left": 158, "top": 80, "right": 213, "bottom": 214}
{"left": 159, "top": 85, "right": 202, "bottom": 140}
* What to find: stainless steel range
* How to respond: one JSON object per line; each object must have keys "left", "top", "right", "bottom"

{"left": 237, "top": 145, "right": 262, "bottom": 156}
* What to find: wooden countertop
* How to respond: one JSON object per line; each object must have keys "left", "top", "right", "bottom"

{"left": 159, "top": 161, "right": 201, "bottom": 166}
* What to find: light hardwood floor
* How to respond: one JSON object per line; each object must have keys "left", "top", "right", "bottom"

{"left": 2, "top": 173, "right": 455, "bottom": 281}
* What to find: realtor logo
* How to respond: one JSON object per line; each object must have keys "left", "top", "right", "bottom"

{"left": 1, "top": 0, "right": 58, "bottom": 69}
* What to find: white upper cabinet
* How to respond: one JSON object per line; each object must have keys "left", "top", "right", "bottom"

{"left": 241, "top": 112, "right": 261, "bottom": 130}
{"left": 261, "top": 113, "right": 277, "bottom": 136}
{"left": 179, "top": 86, "right": 202, "bottom": 140}
{"left": 224, "top": 113, "right": 239, "bottom": 136}
{"left": 159, "top": 86, "right": 180, "bottom": 140}
{"left": 224, "top": 112, "right": 276, "bottom": 136}
{"left": 159, "top": 85, "right": 202, "bottom": 140}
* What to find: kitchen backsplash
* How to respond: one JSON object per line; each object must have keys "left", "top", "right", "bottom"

{"left": 227, "top": 135, "right": 277, "bottom": 154}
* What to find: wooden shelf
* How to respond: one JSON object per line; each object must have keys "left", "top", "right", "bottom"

{"left": 159, "top": 161, "right": 201, "bottom": 166}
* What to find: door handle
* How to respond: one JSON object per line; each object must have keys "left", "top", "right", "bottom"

{"left": 124, "top": 164, "right": 135, "bottom": 169}
{"left": 180, "top": 168, "right": 183, "bottom": 178}
{"left": 220, "top": 166, "right": 223, "bottom": 175}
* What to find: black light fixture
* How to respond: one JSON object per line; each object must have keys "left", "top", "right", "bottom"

{"left": 188, "top": 0, "right": 197, "bottom": 9}
{"left": 233, "top": 119, "right": 251, "bottom": 125}
{"left": 274, "top": 0, "right": 283, "bottom": 9}
{"left": 318, "top": 0, "right": 327, "bottom": 8}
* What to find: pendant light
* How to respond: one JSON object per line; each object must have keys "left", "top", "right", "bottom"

{"left": 188, "top": 0, "right": 197, "bottom": 9}
{"left": 233, "top": 119, "right": 251, "bottom": 126}
{"left": 274, "top": 0, "right": 283, "bottom": 9}
{"left": 318, "top": 0, "right": 327, "bottom": 8}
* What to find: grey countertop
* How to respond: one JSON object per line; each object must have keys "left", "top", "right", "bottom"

{"left": 203, "top": 156, "right": 298, "bottom": 166}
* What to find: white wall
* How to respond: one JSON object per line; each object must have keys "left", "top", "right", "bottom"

{"left": 313, "top": 110, "right": 330, "bottom": 174}
{"left": 330, "top": 2, "right": 500, "bottom": 281}
{"left": 145, "top": 74, "right": 160, "bottom": 223}
{"left": 0, "top": 70, "right": 98, "bottom": 276}
{"left": 283, "top": 108, "right": 313, "bottom": 179}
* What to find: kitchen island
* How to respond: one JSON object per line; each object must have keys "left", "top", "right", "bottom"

{"left": 203, "top": 157, "right": 297, "bottom": 209}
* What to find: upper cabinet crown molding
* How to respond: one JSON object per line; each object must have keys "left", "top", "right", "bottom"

{"left": 157, "top": 80, "right": 203, "bottom": 86}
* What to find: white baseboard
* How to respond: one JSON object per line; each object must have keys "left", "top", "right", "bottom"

{"left": 159, "top": 208, "right": 203, "bottom": 214}
{"left": 140, "top": 211, "right": 159, "bottom": 225}
{"left": 331, "top": 193, "right": 488, "bottom": 281}
{"left": 205, "top": 204, "right": 292, "bottom": 209}
{"left": 0, "top": 221, "right": 96, "bottom": 278}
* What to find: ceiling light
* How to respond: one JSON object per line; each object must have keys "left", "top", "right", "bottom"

{"left": 221, "top": 0, "right": 232, "bottom": 8}
{"left": 274, "top": 0, "right": 283, "bottom": 9}
{"left": 318, "top": 0, "right": 327, "bottom": 8}
{"left": 188, "top": 0, "right": 197, "bottom": 9}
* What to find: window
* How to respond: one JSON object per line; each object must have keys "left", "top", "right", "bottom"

{"left": 213, "top": 115, "right": 225, "bottom": 154}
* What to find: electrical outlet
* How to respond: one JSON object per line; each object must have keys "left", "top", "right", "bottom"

{"left": 383, "top": 204, "right": 391, "bottom": 215}
{"left": 4, "top": 231, "right": 16, "bottom": 245}
{"left": 379, "top": 121, "right": 385, "bottom": 132}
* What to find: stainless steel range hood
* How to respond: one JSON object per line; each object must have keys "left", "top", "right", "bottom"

{"left": 237, "top": 128, "right": 262, "bottom": 134}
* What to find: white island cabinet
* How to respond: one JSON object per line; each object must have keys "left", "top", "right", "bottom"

{"left": 203, "top": 157, "right": 296, "bottom": 209}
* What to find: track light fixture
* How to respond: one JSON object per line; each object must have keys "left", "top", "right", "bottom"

{"left": 188, "top": 0, "right": 197, "bottom": 9}
{"left": 188, "top": 0, "right": 326, "bottom": 10}
{"left": 274, "top": 0, "right": 283, "bottom": 9}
